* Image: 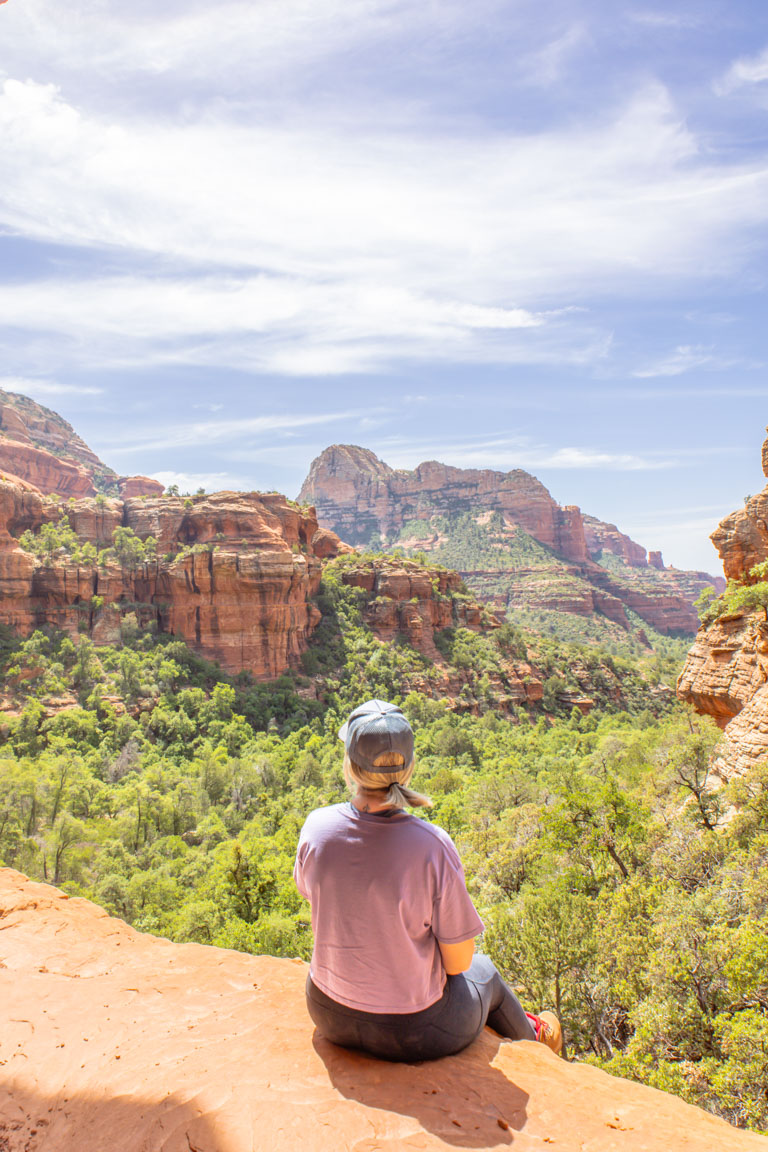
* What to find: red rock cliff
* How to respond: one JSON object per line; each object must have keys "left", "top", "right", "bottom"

{"left": 1, "top": 869, "right": 765, "bottom": 1152}
{"left": 0, "top": 479, "right": 343, "bottom": 678}
{"left": 0, "top": 389, "right": 163, "bottom": 500}
{"left": 300, "top": 445, "right": 717, "bottom": 636}
{"left": 299, "top": 445, "right": 591, "bottom": 562}
{"left": 678, "top": 427, "right": 768, "bottom": 778}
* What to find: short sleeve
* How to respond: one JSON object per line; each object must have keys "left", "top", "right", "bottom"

{"left": 431, "top": 841, "right": 485, "bottom": 943}
{"left": 293, "top": 836, "right": 310, "bottom": 900}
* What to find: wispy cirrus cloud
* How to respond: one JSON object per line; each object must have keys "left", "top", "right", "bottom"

{"left": 2, "top": 74, "right": 768, "bottom": 375}
{"left": 0, "top": 375, "right": 102, "bottom": 397}
{"left": 630, "top": 340, "right": 723, "bottom": 377}
{"left": 103, "top": 408, "right": 390, "bottom": 455}
{"left": 376, "top": 435, "right": 672, "bottom": 473}
{"left": 716, "top": 44, "right": 768, "bottom": 95}
{"left": 0, "top": 273, "right": 599, "bottom": 376}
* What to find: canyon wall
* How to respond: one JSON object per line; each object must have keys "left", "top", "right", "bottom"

{"left": 0, "top": 478, "right": 345, "bottom": 678}
{"left": 300, "top": 445, "right": 719, "bottom": 636}
{"left": 299, "top": 444, "right": 590, "bottom": 561}
{"left": 678, "top": 428, "right": 768, "bottom": 779}
{"left": 0, "top": 389, "right": 163, "bottom": 500}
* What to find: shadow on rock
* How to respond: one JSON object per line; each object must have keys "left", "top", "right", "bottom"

{"left": 0, "top": 1082, "right": 234, "bottom": 1152}
{"left": 313, "top": 1026, "right": 529, "bottom": 1148}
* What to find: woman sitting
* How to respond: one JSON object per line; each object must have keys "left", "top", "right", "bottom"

{"left": 294, "top": 699, "right": 562, "bottom": 1061}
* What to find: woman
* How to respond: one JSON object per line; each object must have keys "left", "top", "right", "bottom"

{"left": 294, "top": 698, "right": 562, "bottom": 1061}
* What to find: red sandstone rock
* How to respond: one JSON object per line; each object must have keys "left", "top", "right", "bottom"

{"left": 118, "top": 475, "right": 165, "bottom": 498}
{"left": 299, "top": 445, "right": 590, "bottom": 562}
{"left": 339, "top": 558, "right": 496, "bottom": 661}
{"left": 299, "top": 445, "right": 717, "bottom": 635}
{"left": 0, "top": 480, "right": 327, "bottom": 679}
{"left": 0, "top": 388, "right": 117, "bottom": 495}
{"left": 0, "top": 437, "right": 96, "bottom": 497}
{"left": 678, "top": 432, "right": 768, "bottom": 778}
{"left": 583, "top": 515, "right": 648, "bottom": 567}
{"left": 0, "top": 870, "right": 765, "bottom": 1152}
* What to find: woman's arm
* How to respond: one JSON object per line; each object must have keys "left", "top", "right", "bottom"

{"left": 439, "top": 937, "right": 475, "bottom": 975}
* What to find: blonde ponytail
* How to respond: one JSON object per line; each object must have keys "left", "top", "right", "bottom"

{"left": 344, "top": 750, "right": 432, "bottom": 810}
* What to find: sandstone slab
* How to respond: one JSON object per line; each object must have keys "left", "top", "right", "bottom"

{"left": 1, "top": 870, "right": 766, "bottom": 1152}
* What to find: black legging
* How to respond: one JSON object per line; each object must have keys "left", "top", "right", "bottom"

{"left": 306, "top": 954, "right": 535, "bottom": 1062}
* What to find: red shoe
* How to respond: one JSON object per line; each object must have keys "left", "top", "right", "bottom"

{"left": 526, "top": 1010, "right": 563, "bottom": 1055}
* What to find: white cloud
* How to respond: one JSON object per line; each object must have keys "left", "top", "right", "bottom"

{"left": 0, "top": 375, "right": 102, "bottom": 396}
{"left": 105, "top": 408, "right": 385, "bottom": 454}
{"left": 149, "top": 470, "right": 246, "bottom": 493}
{"left": 632, "top": 345, "right": 717, "bottom": 378}
{"left": 377, "top": 436, "right": 669, "bottom": 473}
{"left": 522, "top": 24, "right": 587, "bottom": 87}
{"left": 0, "top": 274, "right": 597, "bottom": 376}
{"left": 0, "top": 78, "right": 765, "bottom": 299}
{"left": 1, "top": 0, "right": 429, "bottom": 98}
{"left": 717, "top": 45, "right": 768, "bottom": 94}
{"left": 628, "top": 11, "right": 701, "bottom": 29}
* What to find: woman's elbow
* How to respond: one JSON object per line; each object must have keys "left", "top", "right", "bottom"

{"left": 439, "top": 938, "right": 475, "bottom": 974}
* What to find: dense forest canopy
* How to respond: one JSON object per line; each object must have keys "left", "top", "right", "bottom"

{"left": 1, "top": 559, "right": 766, "bottom": 1133}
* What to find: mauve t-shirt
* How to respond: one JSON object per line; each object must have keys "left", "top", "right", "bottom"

{"left": 294, "top": 802, "right": 485, "bottom": 1014}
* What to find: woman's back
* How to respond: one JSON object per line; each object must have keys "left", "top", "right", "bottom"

{"left": 295, "top": 801, "right": 483, "bottom": 1014}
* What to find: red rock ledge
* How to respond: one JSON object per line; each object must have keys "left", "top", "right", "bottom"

{"left": 0, "top": 870, "right": 766, "bottom": 1152}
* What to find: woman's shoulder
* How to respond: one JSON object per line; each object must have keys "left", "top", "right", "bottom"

{"left": 400, "top": 814, "right": 460, "bottom": 856}
{"left": 300, "top": 802, "right": 350, "bottom": 835}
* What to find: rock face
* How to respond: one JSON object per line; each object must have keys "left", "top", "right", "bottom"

{"left": 338, "top": 557, "right": 490, "bottom": 659}
{"left": 2, "top": 870, "right": 766, "bottom": 1152}
{"left": 0, "top": 388, "right": 162, "bottom": 500}
{"left": 300, "top": 445, "right": 720, "bottom": 636}
{"left": 300, "top": 445, "right": 590, "bottom": 562}
{"left": 678, "top": 427, "right": 768, "bottom": 778}
{"left": 0, "top": 479, "right": 343, "bottom": 678}
{"left": 583, "top": 514, "right": 648, "bottom": 568}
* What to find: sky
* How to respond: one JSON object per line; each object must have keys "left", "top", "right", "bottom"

{"left": 2, "top": 0, "right": 768, "bottom": 574}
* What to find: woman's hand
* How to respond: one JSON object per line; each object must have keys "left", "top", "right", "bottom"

{"left": 439, "top": 937, "right": 475, "bottom": 975}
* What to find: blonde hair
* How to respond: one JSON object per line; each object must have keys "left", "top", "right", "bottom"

{"left": 344, "top": 749, "right": 432, "bottom": 810}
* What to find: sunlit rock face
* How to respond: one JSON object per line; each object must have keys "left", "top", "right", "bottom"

{"left": 0, "top": 869, "right": 764, "bottom": 1152}
{"left": 0, "top": 478, "right": 344, "bottom": 678}
{"left": 0, "top": 388, "right": 164, "bottom": 501}
{"left": 299, "top": 444, "right": 590, "bottom": 561}
{"left": 300, "top": 445, "right": 718, "bottom": 635}
{"left": 678, "top": 428, "right": 768, "bottom": 779}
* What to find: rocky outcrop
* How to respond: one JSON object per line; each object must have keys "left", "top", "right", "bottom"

{"left": 0, "top": 436, "right": 97, "bottom": 497}
{"left": 339, "top": 557, "right": 490, "bottom": 658}
{"left": 300, "top": 446, "right": 719, "bottom": 636}
{"left": 0, "top": 388, "right": 163, "bottom": 500}
{"left": 328, "top": 557, "right": 542, "bottom": 711}
{"left": 678, "top": 428, "right": 768, "bottom": 778}
{"left": 1, "top": 870, "right": 766, "bottom": 1152}
{"left": 299, "top": 445, "right": 590, "bottom": 562}
{"left": 0, "top": 479, "right": 344, "bottom": 678}
{"left": 118, "top": 475, "right": 165, "bottom": 498}
{"left": 583, "top": 514, "right": 648, "bottom": 567}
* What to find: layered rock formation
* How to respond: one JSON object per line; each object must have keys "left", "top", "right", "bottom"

{"left": 300, "top": 445, "right": 720, "bottom": 636}
{"left": 300, "top": 444, "right": 590, "bottom": 562}
{"left": 678, "top": 428, "right": 768, "bottom": 778}
{"left": 0, "top": 478, "right": 344, "bottom": 678}
{"left": 329, "top": 556, "right": 543, "bottom": 709}
{"left": 2, "top": 870, "right": 765, "bottom": 1152}
{"left": 0, "top": 389, "right": 160, "bottom": 499}
{"left": 338, "top": 557, "right": 489, "bottom": 658}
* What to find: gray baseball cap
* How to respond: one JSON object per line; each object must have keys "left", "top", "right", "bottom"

{"left": 338, "top": 699, "right": 415, "bottom": 775}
